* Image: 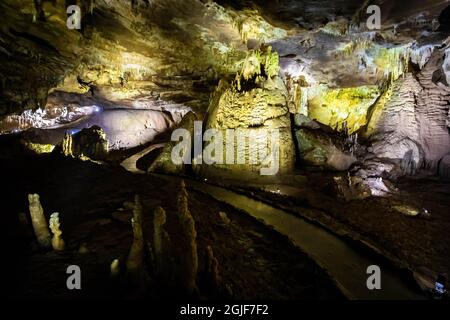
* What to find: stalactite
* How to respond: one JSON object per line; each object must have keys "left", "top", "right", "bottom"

{"left": 28, "top": 194, "right": 51, "bottom": 247}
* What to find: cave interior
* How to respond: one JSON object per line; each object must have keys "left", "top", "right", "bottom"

{"left": 1, "top": 0, "right": 450, "bottom": 302}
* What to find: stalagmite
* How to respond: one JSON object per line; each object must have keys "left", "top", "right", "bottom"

{"left": 62, "top": 132, "right": 73, "bottom": 157}
{"left": 49, "top": 212, "right": 65, "bottom": 251}
{"left": 174, "top": 181, "right": 198, "bottom": 295}
{"left": 110, "top": 259, "right": 120, "bottom": 277}
{"left": 205, "top": 245, "right": 221, "bottom": 292}
{"left": 28, "top": 194, "right": 51, "bottom": 247}
{"left": 126, "top": 195, "right": 146, "bottom": 283}
{"left": 152, "top": 206, "right": 173, "bottom": 284}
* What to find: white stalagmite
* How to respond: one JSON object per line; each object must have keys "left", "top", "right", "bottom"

{"left": 28, "top": 194, "right": 51, "bottom": 247}
{"left": 49, "top": 212, "right": 65, "bottom": 251}
{"left": 110, "top": 259, "right": 120, "bottom": 277}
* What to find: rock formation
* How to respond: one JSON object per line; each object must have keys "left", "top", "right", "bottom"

{"left": 110, "top": 259, "right": 120, "bottom": 278}
{"left": 62, "top": 132, "right": 73, "bottom": 157}
{"left": 149, "top": 112, "right": 198, "bottom": 175}
{"left": 61, "top": 126, "right": 109, "bottom": 161}
{"left": 126, "top": 195, "right": 147, "bottom": 284}
{"left": 197, "top": 46, "right": 295, "bottom": 178}
{"left": 205, "top": 245, "right": 221, "bottom": 293}
{"left": 295, "top": 125, "right": 357, "bottom": 171}
{"left": 364, "top": 49, "right": 450, "bottom": 179}
{"left": 152, "top": 206, "right": 173, "bottom": 285}
{"left": 172, "top": 181, "right": 198, "bottom": 295}
{"left": 28, "top": 193, "right": 51, "bottom": 247}
{"left": 49, "top": 212, "right": 65, "bottom": 251}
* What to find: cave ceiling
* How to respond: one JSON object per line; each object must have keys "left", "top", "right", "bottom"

{"left": 0, "top": 0, "right": 448, "bottom": 117}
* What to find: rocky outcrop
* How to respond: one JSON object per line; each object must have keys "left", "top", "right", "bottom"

{"left": 60, "top": 125, "right": 109, "bottom": 160}
{"left": 149, "top": 111, "right": 198, "bottom": 175}
{"left": 295, "top": 127, "right": 356, "bottom": 171}
{"left": 196, "top": 47, "right": 295, "bottom": 178}
{"left": 307, "top": 86, "right": 380, "bottom": 134}
{"left": 365, "top": 49, "right": 450, "bottom": 177}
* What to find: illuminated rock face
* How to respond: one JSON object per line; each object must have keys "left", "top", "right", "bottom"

{"left": 197, "top": 48, "right": 295, "bottom": 178}
{"left": 365, "top": 49, "right": 450, "bottom": 176}
{"left": 307, "top": 86, "right": 380, "bottom": 134}
{"left": 0, "top": 0, "right": 449, "bottom": 181}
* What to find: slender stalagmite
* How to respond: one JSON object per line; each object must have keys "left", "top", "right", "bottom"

{"left": 28, "top": 194, "right": 51, "bottom": 247}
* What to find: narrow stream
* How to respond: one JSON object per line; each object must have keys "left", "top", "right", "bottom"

{"left": 183, "top": 179, "right": 425, "bottom": 300}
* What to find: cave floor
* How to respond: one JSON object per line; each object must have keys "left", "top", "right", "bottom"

{"left": 2, "top": 133, "right": 449, "bottom": 299}
{"left": 219, "top": 172, "right": 450, "bottom": 289}
{"left": 1, "top": 135, "right": 342, "bottom": 300}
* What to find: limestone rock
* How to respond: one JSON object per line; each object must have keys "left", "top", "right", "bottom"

{"left": 366, "top": 50, "right": 450, "bottom": 176}
{"left": 307, "top": 85, "right": 380, "bottom": 134}
{"left": 60, "top": 125, "right": 109, "bottom": 161}
{"left": 334, "top": 175, "right": 371, "bottom": 201}
{"left": 443, "top": 48, "right": 450, "bottom": 85}
{"left": 149, "top": 112, "right": 197, "bottom": 175}
{"left": 392, "top": 205, "right": 420, "bottom": 217}
{"left": 198, "top": 53, "right": 295, "bottom": 178}
{"left": 295, "top": 128, "right": 356, "bottom": 171}
{"left": 439, "top": 155, "right": 450, "bottom": 178}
